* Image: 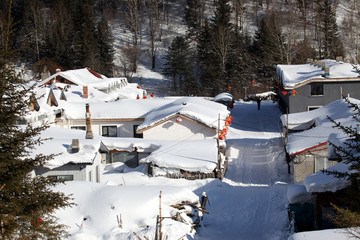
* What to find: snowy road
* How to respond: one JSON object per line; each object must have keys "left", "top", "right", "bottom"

{"left": 195, "top": 101, "right": 291, "bottom": 240}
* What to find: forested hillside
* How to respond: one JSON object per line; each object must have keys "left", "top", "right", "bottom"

{"left": 0, "top": 0, "right": 359, "bottom": 98}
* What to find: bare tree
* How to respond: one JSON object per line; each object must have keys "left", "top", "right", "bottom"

{"left": 123, "top": 0, "right": 142, "bottom": 72}
{"left": 145, "top": 0, "right": 161, "bottom": 69}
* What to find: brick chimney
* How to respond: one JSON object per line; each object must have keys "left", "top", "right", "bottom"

{"left": 83, "top": 86, "right": 88, "bottom": 98}
{"left": 85, "top": 103, "right": 93, "bottom": 139}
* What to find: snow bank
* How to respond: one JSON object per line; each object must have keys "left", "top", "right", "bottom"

{"left": 53, "top": 181, "right": 199, "bottom": 240}
{"left": 288, "top": 228, "right": 358, "bottom": 240}
{"left": 304, "top": 162, "right": 351, "bottom": 193}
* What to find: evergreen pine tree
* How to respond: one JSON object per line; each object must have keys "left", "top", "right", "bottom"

{"left": 162, "top": 36, "right": 193, "bottom": 93}
{"left": 323, "top": 97, "right": 360, "bottom": 238}
{"left": 251, "top": 12, "right": 286, "bottom": 85}
{"left": 184, "top": 0, "right": 203, "bottom": 40}
{"left": 0, "top": 3, "right": 72, "bottom": 239}
{"left": 316, "top": 0, "right": 344, "bottom": 59}
{"left": 96, "top": 17, "right": 114, "bottom": 76}
{"left": 197, "top": 0, "right": 234, "bottom": 95}
{"left": 73, "top": 0, "right": 100, "bottom": 70}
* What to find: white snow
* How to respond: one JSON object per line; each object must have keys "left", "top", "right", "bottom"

{"left": 287, "top": 184, "right": 313, "bottom": 204}
{"left": 288, "top": 228, "right": 358, "bottom": 240}
{"left": 137, "top": 97, "right": 230, "bottom": 131}
{"left": 304, "top": 162, "right": 351, "bottom": 193}
{"left": 276, "top": 60, "right": 360, "bottom": 89}
{"left": 281, "top": 97, "right": 360, "bottom": 155}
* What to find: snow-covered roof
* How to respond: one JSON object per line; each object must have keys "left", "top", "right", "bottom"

{"left": 276, "top": 59, "right": 360, "bottom": 89}
{"left": 38, "top": 68, "right": 125, "bottom": 90}
{"left": 304, "top": 162, "right": 351, "bottom": 193}
{"left": 32, "top": 127, "right": 102, "bottom": 169}
{"left": 281, "top": 97, "right": 360, "bottom": 155}
{"left": 214, "top": 92, "right": 233, "bottom": 102}
{"left": 101, "top": 137, "right": 218, "bottom": 173}
{"left": 59, "top": 98, "right": 174, "bottom": 120}
{"left": 140, "top": 139, "right": 218, "bottom": 173}
{"left": 137, "top": 97, "right": 230, "bottom": 131}
{"left": 287, "top": 184, "right": 313, "bottom": 204}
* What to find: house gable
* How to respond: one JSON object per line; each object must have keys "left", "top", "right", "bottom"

{"left": 29, "top": 94, "right": 40, "bottom": 111}
{"left": 138, "top": 114, "right": 217, "bottom": 140}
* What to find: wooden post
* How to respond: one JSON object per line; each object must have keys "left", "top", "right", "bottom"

{"left": 159, "top": 191, "right": 162, "bottom": 240}
{"left": 217, "top": 114, "right": 221, "bottom": 179}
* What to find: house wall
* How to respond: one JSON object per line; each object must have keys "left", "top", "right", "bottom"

{"left": 35, "top": 164, "right": 87, "bottom": 181}
{"left": 56, "top": 119, "right": 144, "bottom": 138}
{"left": 279, "top": 81, "right": 360, "bottom": 114}
{"left": 292, "top": 146, "right": 337, "bottom": 182}
{"left": 142, "top": 116, "right": 217, "bottom": 140}
{"left": 35, "top": 153, "right": 102, "bottom": 182}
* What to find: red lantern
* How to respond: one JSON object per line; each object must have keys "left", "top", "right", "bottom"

{"left": 219, "top": 134, "right": 225, "bottom": 140}
{"left": 252, "top": 80, "right": 255, "bottom": 86}
{"left": 282, "top": 90, "right": 288, "bottom": 96}
{"left": 136, "top": 95, "right": 140, "bottom": 99}
{"left": 292, "top": 90, "right": 297, "bottom": 96}
{"left": 143, "top": 95, "right": 147, "bottom": 99}
{"left": 228, "top": 86, "right": 232, "bottom": 91}
{"left": 151, "top": 93, "right": 155, "bottom": 98}
{"left": 176, "top": 116, "right": 182, "bottom": 124}
{"left": 137, "top": 85, "right": 141, "bottom": 89}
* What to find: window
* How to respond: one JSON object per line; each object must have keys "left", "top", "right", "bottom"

{"left": 133, "top": 125, "right": 143, "bottom": 138}
{"left": 102, "top": 126, "right": 117, "bottom": 137}
{"left": 105, "top": 151, "right": 138, "bottom": 168}
{"left": 310, "top": 82, "right": 323, "bottom": 96}
{"left": 49, "top": 175, "right": 74, "bottom": 181}
{"left": 315, "top": 157, "right": 335, "bottom": 172}
{"left": 71, "top": 126, "right": 86, "bottom": 131}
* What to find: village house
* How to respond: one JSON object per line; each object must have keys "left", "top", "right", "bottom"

{"left": 275, "top": 58, "right": 360, "bottom": 114}
{"left": 32, "top": 127, "right": 104, "bottom": 182}
{"left": 37, "top": 67, "right": 146, "bottom": 100}
{"left": 281, "top": 97, "right": 360, "bottom": 182}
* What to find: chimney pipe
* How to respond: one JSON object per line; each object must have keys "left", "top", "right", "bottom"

{"left": 85, "top": 103, "right": 94, "bottom": 139}
{"left": 324, "top": 65, "right": 330, "bottom": 78}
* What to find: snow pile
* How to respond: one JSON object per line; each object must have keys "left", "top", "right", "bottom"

{"left": 304, "top": 162, "right": 351, "bottom": 193}
{"left": 138, "top": 97, "right": 230, "bottom": 131}
{"left": 288, "top": 228, "right": 358, "bottom": 240}
{"left": 281, "top": 97, "right": 360, "bottom": 155}
{"left": 53, "top": 181, "right": 200, "bottom": 240}
{"left": 287, "top": 184, "right": 313, "bottom": 204}
{"left": 277, "top": 60, "right": 359, "bottom": 89}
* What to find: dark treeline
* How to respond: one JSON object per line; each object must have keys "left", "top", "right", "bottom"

{"left": 0, "top": 0, "right": 352, "bottom": 98}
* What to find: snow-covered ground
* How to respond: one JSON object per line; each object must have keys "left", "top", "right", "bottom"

{"left": 53, "top": 100, "right": 294, "bottom": 239}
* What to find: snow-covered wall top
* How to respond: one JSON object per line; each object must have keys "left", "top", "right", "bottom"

{"left": 138, "top": 97, "right": 230, "bottom": 131}
{"left": 282, "top": 97, "right": 360, "bottom": 155}
{"left": 276, "top": 60, "right": 360, "bottom": 89}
